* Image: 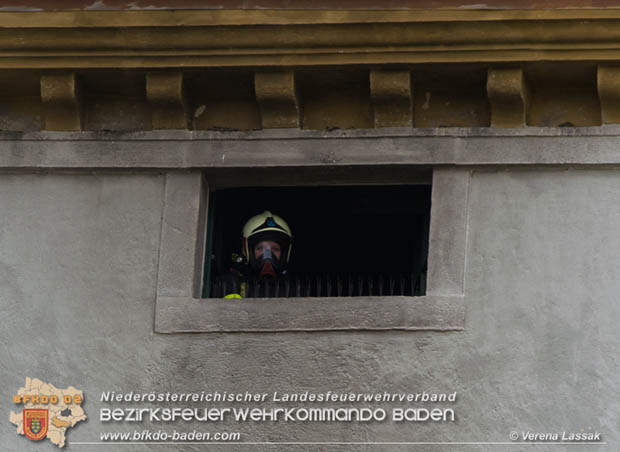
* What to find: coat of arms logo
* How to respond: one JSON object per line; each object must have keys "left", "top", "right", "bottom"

{"left": 23, "top": 409, "right": 49, "bottom": 441}
{"left": 10, "top": 378, "right": 87, "bottom": 448}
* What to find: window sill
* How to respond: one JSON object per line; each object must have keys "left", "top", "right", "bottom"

{"left": 155, "top": 295, "right": 464, "bottom": 333}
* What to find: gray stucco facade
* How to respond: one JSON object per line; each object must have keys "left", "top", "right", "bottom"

{"left": 1, "top": 129, "right": 619, "bottom": 451}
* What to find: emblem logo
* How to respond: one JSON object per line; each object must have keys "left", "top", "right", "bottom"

{"left": 11, "top": 378, "right": 87, "bottom": 448}
{"left": 23, "top": 409, "right": 49, "bottom": 441}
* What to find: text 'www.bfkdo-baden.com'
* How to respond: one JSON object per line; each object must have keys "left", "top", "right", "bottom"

{"left": 100, "top": 430, "right": 242, "bottom": 442}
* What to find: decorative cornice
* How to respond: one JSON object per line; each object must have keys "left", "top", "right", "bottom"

{"left": 370, "top": 70, "right": 413, "bottom": 128}
{"left": 487, "top": 68, "right": 529, "bottom": 128}
{"left": 40, "top": 73, "right": 82, "bottom": 131}
{"left": 3, "top": 10, "right": 620, "bottom": 68}
{"left": 597, "top": 65, "right": 620, "bottom": 124}
{"left": 146, "top": 72, "right": 189, "bottom": 129}
{"left": 255, "top": 71, "right": 300, "bottom": 129}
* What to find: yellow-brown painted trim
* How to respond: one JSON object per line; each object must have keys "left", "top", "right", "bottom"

{"left": 4, "top": 9, "right": 620, "bottom": 27}
{"left": 3, "top": 10, "right": 620, "bottom": 68}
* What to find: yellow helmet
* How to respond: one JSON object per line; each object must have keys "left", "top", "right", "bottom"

{"left": 242, "top": 211, "right": 292, "bottom": 275}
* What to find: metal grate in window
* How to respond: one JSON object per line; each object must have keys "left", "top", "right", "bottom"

{"left": 211, "top": 272, "right": 426, "bottom": 298}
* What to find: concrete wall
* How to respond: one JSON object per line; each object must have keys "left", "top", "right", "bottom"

{"left": 1, "top": 168, "right": 619, "bottom": 451}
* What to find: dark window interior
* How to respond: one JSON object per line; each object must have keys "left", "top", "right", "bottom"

{"left": 204, "top": 185, "right": 431, "bottom": 297}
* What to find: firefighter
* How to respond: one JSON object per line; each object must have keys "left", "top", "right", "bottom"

{"left": 222, "top": 211, "right": 292, "bottom": 298}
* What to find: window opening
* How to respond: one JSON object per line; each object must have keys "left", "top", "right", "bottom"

{"left": 205, "top": 185, "right": 431, "bottom": 298}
